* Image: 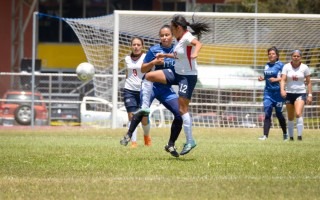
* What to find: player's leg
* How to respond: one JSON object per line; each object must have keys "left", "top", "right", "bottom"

{"left": 294, "top": 94, "right": 306, "bottom": 141}
{"left": 157, "top": 86, "right": 182, "bottom": 157}
{"left": 123, "top": 89, "right": 140, "bottom": 147}
{"left": 141, "top": 116, "right": 151, "bottom": 146}
{"left": 259, "top": 95, "right": 273, "bottom": 140}
{"left": 286, "top": 93, "right": 297, "bottom": 141}
{"left": 176, "top": 75, "right": 198, "bottom": 155}
{"left": 274, "top": 94, "right": 287, "bottom": 140}
{"left": 162, "top": 99, "right": 182, "bottom": 157}
{"left": 145, "top": 69, "right": 168, "bottom": 84}
{"left": 120, "top": 88, "right": 155, "bottom": 146}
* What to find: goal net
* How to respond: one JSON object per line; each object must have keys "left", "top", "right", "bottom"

{"left": 62, "top": 11, "right": 320, "bottom": 129}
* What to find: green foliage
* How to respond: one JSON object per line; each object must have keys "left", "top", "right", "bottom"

{"left": 238, "top": 0, "right": 320, "bottom": 14}
{"left": 0, "top": 128, "right": 319, "bottom": 199}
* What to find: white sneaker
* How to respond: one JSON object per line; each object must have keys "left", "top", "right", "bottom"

{"left": 258, "top": 135, "right": 267, "bottom": 140}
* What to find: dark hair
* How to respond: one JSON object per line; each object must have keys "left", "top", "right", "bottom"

{"left": 267, "top": 46, "right": 279, "bottom": 61}
{"left": 159, "top": 24, "right": 171, "bottom": 35}
{"left": 171, "top": 14, "right": 210, "bottom": 40}
{"left": 130, "top": 37, "right": 144, "bottom": 46}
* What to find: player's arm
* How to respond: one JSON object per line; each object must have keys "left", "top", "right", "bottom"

{"left": 305, "top": 75, "right": 312, "bottom": 104}
{"left": 190, "top": 38, "right": 202, "bottom": 59}
{"left": 258, "top": 76, "right": 264, "bottom": 81}
{"left": 156, "top": 53, "right": 174, "bottom": 59}
{"left": 280, "top": 74, "right": 287, "bottom": 98}
{"left": 141, "top": 57, "right": 164, "bottom": 73}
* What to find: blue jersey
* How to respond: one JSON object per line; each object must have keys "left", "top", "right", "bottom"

{"left": 263, "top": 61, "right": 284, "bottom": 92}
{"left": 143, "top": 43, "right": 175, "bottom": 71}
{"left": 143, "top": 43, "right": 178, "bottom": 104}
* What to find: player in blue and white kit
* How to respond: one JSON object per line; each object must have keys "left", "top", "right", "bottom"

{"left": 123, "top": 37, "right": 151, "bottom": 148}
{"left": 120, "top": 25, "right": 183, "bottom": 157}
{"left": 258, "top": 46, "right": 287, "bottom": 141}
{"left": 146, "top": 14, "right": 210, "bottom": 155}
{"left": 280, "top": 50, "right": 313, "bottom": 141}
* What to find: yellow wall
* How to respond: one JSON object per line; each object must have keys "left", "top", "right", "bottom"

{"left": 38, "top": 43, "right": 87, "bottom": 69}
{"left": 38, "top": 43, "right": 320, "bottom": 69}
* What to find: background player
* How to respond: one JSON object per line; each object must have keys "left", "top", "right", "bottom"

{"left": 258, "top": 46, "right": 287, "bottom": 141}
{"left": 123, "top": 37, "right": 151, "bottom": 148}
{"left": 280, "top": 50, "right": 313, "bottom": 141}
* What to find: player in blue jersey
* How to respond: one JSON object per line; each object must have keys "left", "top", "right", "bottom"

{"left": 120, "top": 25, "right": 182, "bottom": 157}
{"left": 258, "top": 46, "right": 287, "bottom": 141}
{"left": 144, "top": 14, "right": 210, "bottom": 155}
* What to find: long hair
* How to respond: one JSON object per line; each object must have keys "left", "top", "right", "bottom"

{"left": 171, "top": 14, "right": 210, "bottom": 40}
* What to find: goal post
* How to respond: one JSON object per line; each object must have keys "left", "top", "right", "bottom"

{"left": 61, "top": 11, "right": 320, "bottom": 129}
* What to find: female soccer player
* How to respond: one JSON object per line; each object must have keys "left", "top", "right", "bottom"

{"left": 120, "top": 25, "right": 182, "bottom": 157}
{"left": 258, "top": 46, "right": 287, "bottom": 141}
{"left": 123, "top": 37, "right": 151, "bottom": 148}
{"left": 280, "top": 50, "right": 312, "bottom": 141}
{"left": 145, "top": 14, "right": 210, "bottom": 155}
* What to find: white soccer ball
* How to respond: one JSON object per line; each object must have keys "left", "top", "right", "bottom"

{"left": 76, "top": 62, "right": 95, "bottom": 82}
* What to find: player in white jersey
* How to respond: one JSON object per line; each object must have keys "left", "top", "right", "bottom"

{"left": 123, "top": 37, "right": 151, "bottom": 148}
{"left": 144, "top": 14, "right": 210, "bottom": 155}
{"left": 280, "top": 50, "right": 313, "bottom": 141}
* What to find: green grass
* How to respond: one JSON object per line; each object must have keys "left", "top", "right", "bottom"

{"left": 0, "top": 127, "right": 319, "bottom": 200}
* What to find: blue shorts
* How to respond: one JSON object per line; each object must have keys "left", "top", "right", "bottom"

{"left": 163, "top": 68, "right": 197, "bottom": 99}
{"left": 263, "top": 90, "right": 285, "bottom": 118}
{"left": 123, "top": 88, "right": 140, "bottom": 112}
{"left": 151, "top": 82, "right": 178, "bottom": 104}
{"left": 285, "top": 93, "right": 306, "bottom": 105}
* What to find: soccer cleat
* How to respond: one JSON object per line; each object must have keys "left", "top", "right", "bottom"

{"left": 180, "top": 141, "right": 197, "bottom": 155}
{"left": 120, "top": 134, "right": 131, "bottom": 146}
{"left": 144, "top": 135, "right": 152, "bottom": 146}
{"left": 297, "top": 136, "right": 302, "bottom": 141}
{"left": 131, "top": 141, "right": 138, "bottom": 148}
{"left": 283, "top": 134, "right": 289, "bottom": 141}
{"left": 258, "top": 135, "right": 267, "bottom": 141}
{"left": 134, "top": 108, "right": 150, "bottom": 116}
{"left": 164, "top": 144, "right": 179, "bottom": 157}
{"left": 290, "top": 137, "right": 294, "bottom": 141}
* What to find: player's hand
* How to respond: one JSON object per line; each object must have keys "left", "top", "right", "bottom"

{"left": 258, "top": 76, "right": 264, "bottom": 81}
{"left": 191, "top": 53, "right": 198, "bottom": 59}
{"left": 156, "top": 53, "right": 165, "bottom": 58}
{"left": 280, "top": 90, "right": 287, "bottom": 98}
{"left": 306, "top": 96, "right": 312, "bottom": 105}
{"left": 153, "top": 57, "right": 164, "bottom": 65}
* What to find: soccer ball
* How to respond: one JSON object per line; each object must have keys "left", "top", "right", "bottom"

{"left": 76, "top": 62, "right": 95, "bottom": 82}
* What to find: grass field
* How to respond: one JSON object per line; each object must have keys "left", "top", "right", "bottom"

{"left": 0, "top": 127, "right": 319, "bottom": 200}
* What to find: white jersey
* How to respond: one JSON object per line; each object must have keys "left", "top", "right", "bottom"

{"left": 124, "top": 53, "right": 146, "bottom": 91}
{"left": 282, "top": 62, "right": 311, "bottom": 93}
{"left": 173, "top": 31, "right": 197, "bottom": 75}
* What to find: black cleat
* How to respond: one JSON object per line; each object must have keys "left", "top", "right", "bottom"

{"left": 120, "top": 134, "right": 131, "bottom": 146}
{"left": 164, "top": 144, "right": 179, "bottom": 157}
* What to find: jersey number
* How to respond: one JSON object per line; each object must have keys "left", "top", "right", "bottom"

{"left": 292, "top": 75, "right": 298, "bottom": 81}
{"left": 179, "top": 84, "right": 188, "bottom": 94}
{"left": 133, "top": 69, "right": 137, "bottom": 76}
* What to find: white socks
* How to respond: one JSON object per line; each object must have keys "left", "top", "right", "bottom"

{"left": 287, "top": 117, "right": 304, "bottom": 138}
{"left": 287, "top": 120, "right": 294, "bottom": 138}
{"left": 296, "top": 117, "right": 303, "bottom": 137}
{"left": 182, "top": 112, "right": 194, "bottom": 143}
{"left": 141, "top": 79, "right": 153, "bottom": 109}
{"left": 142, "top": 123, "right": 150, "bottom": 136}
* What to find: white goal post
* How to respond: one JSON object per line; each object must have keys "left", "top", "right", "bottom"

{"left": 63, "top": 11, "right": 320, "bottom": 129}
